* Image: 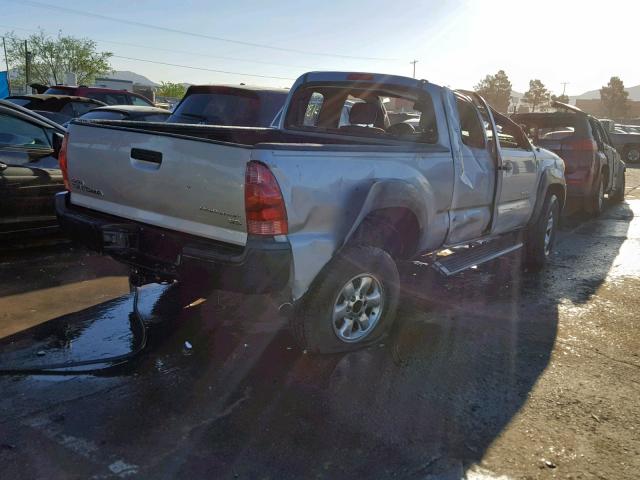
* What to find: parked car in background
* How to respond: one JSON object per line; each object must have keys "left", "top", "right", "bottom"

{"left": 167, "top": 85, "right": 288, "bottom": 126}
{"left": 56, "top": 71, "right": 566, "bottom": 353}
{"left": 5, "top": 94, "right": 106, "bottom": 125}
{"left": 513, "top": 102, "right": 625, "bottom": 216}
{"left": 43, "top": 86, "right": 154, "bottom": 107}
{"left": 616, "top": 124, "right": 640, "bottom": 134}
{"left": 0, "top": 100, "right": 66, "bottom": 239}
{"left": 77, "top": 105, "right": 171, "bottom": 123}
{"left": 599, "top": 118, "right": 640, "bottom": 163}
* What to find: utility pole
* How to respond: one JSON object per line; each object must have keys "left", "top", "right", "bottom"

{"left": 24, "top": 40, "right": 32, "bottom": 94}
{"left": 410, "top": 60, "right": 418, "bottom": 79}
{"left": 2, "top": 37, "right": 10, "bottom": 92}
{"left": 561, "top": 82, "right": 569, "bottom": 96}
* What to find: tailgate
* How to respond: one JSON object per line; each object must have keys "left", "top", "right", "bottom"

{"left": 66, "top": 123, "right": 249, "bottom": 246}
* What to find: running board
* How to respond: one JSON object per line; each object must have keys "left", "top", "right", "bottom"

{"left": 433, "top": 235, "right": 523, "bottom": 276}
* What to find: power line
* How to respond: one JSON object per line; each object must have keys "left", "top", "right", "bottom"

{"left": 0, "top": 24, "right": 317, "bottom": 71}
{"left": 3, "top": 27, "right": 299, "bottom": 81}
{"left": 10, "top": 0, "right": 397, "bottom": 62}
{"left": 111, "top": 55, "right": 297, "bottom": 81}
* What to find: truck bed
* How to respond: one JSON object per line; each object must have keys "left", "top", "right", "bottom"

{"left": 74, "top": 119, "right": 433, "bottom": 149}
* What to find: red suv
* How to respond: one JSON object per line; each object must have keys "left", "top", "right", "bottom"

{"left": 513, "top": 102, "right": 626, "bottom": 216}
{"left": 43, "top": 86, "right": 154, "bottom": 107}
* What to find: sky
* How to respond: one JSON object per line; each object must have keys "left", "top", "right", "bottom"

{"left": 1, "top": 0, "right": 638, "bottom": 95}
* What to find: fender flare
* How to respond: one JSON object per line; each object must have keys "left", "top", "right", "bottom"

{"left": 341, "top": 179, "right": 428, "bottom": 248}
{"left": 529, "top": 167, "right": 566, "bottom": 226}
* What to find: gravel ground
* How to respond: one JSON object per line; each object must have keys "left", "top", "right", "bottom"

{"left": 0, "top": 167, "right": 638, "bottom": 479}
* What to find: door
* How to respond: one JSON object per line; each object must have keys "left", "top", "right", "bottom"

{"left": 490, "top": 111, "right": 539, "bottom": 234}
{"left": 0, "top": 112, "right": 64, "bottom": 234}
{"left": 445, "top": 94, "right": 495, "bottom": 244}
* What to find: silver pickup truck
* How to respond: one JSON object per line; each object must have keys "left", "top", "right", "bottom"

{"left": 56, "top": 71, "right": 566, "bottom": 353}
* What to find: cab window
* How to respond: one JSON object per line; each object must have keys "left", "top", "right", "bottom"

{"left": 455, "top": 97, "right": 485, "bottom": 149}
{"left": 491, "top": 110, "right": 531, "bottom": 150}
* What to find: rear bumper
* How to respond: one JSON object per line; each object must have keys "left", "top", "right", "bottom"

{"left": 55, "top": 192, "right": 292, "bottom": 294}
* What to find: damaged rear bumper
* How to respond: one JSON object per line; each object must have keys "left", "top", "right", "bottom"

{"left": 55, "top": 192, "right": 292, "bottom": 294}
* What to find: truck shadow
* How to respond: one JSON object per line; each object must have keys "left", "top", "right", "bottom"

{"left": 0, "top": 200, "right": 633, "bottom": 478}
{"left": 80, "top": 200, "right": 631, "bottom": 477}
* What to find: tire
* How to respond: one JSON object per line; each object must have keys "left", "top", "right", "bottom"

{"left": 610, "top": 170, "right": 626, "bottom": 203}
{"left": 291, "top": 245, "right": 400, "bottom": 354}
{"left": 524, "top": 192, "right": 560, "bottom": 271}
{"left": 623, "top": 145, "right": 640, "bottom": 164}
{"left": 584, "top": 175, "right": 605, "bottom": 217}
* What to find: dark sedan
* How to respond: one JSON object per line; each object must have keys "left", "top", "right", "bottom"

{"left": 5, "top": 94, "right": 106, "bottom": 125}
{"left": 0, "top": 100, "right": 67, "bottom": 239}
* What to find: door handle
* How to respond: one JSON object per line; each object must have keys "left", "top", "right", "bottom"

{"left": 130, "top": 148, "right": 162, "bottom": 164}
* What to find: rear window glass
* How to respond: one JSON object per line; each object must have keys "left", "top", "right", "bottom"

{"left": 285, "top": 85, "right": 438, "bottom": 143}
{"left": 6, "top": 98, "right": 31, "bottom": 107}
{"left": 88, "top": 93, "right": 129, "bottom": 105}
{"left": 44, "top": 88, "right": 74, "bottom": 95}
{"left": 513, "top": 114, "right": 588, "bottom": 143}
{"left": 168, "top": 92, "right": 284, "bottom": 127}
{"left": 79, "top": 110, "right": 127, "bottom": 120}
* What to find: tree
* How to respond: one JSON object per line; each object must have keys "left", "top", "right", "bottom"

{"left": 551, "top": 93, "right": 569, "bottom": 104}
{"left": 522, "top": 79, "right": 550, "bottom": 112}
{"left": 3, "top": 30, "right": 112, "bottom": 87}
{"left": 156, "top": 81, "right": 186, "bottom": 99}
{"left": 474, "top": 70, "right": 512, "bottom": 112}
{"left": 600, "top": 76, "right": 628, "bottom": 118}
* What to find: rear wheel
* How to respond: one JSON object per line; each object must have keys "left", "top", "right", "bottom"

{"left": 610, "top": 170, "right": 626, "bottom": 203}
{"left": 585, "top": 175, "right": 605, "bottom": 216}
{"left": 291, "top": 245, "right": 399, "bottom": 354}
{"left": 524, "top": 192, "right": 560, "bottom": 271}
{"left": 624, "top": 145, "right": 640, "bottom": 164}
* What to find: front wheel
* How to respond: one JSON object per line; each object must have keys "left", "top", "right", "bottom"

{"left": 524, "top": 192, "right": 560, "bottom": 271}
{"left": 291, "top": 245, "right": 399, "bottom": 354}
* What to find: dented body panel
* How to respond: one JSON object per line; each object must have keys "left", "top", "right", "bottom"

{"left": 58, "top": 71, "right": 566, "bottom": 301}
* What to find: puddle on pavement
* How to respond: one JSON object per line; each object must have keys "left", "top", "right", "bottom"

{"left": 0, "top": 284, "right": 171, "bottom": 373}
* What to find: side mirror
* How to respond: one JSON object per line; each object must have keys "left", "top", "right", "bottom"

{"left": 52, "top": 132, "right": 64, "bottom": 158}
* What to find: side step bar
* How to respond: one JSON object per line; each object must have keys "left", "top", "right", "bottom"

{"left": 433, "top": 234, "right": 523, "bottom": 276}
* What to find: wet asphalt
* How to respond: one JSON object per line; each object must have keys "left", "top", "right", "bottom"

{"left": 0, "top": 168, "right": 639, "bottom": 479}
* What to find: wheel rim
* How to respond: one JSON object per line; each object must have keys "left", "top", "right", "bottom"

{"left": 627, "top": 149, "right": 640, "bottom": 163}
{"left": 332, "top": 274, "right": 384, "bottom": 343}
{"left": 544, "top": 205, "right": 555, "bottom": 256}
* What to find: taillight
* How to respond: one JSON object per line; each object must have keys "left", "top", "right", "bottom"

{"left": 561, "top": 138, "right": 597, "bottom": 152}
{"left": 58, "top": 133, "right": 70, "bottom": 190}
{"left": 245, "top": 161, "right": 288, "bottom": 235}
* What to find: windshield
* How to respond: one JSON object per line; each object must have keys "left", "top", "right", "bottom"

{"left": 168, "top": 91, "right": 283, "bottom": 126}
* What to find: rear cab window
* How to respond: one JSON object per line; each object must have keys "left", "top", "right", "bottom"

{"left": 284, "top": 83, "right": 439, "bottom": 143}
